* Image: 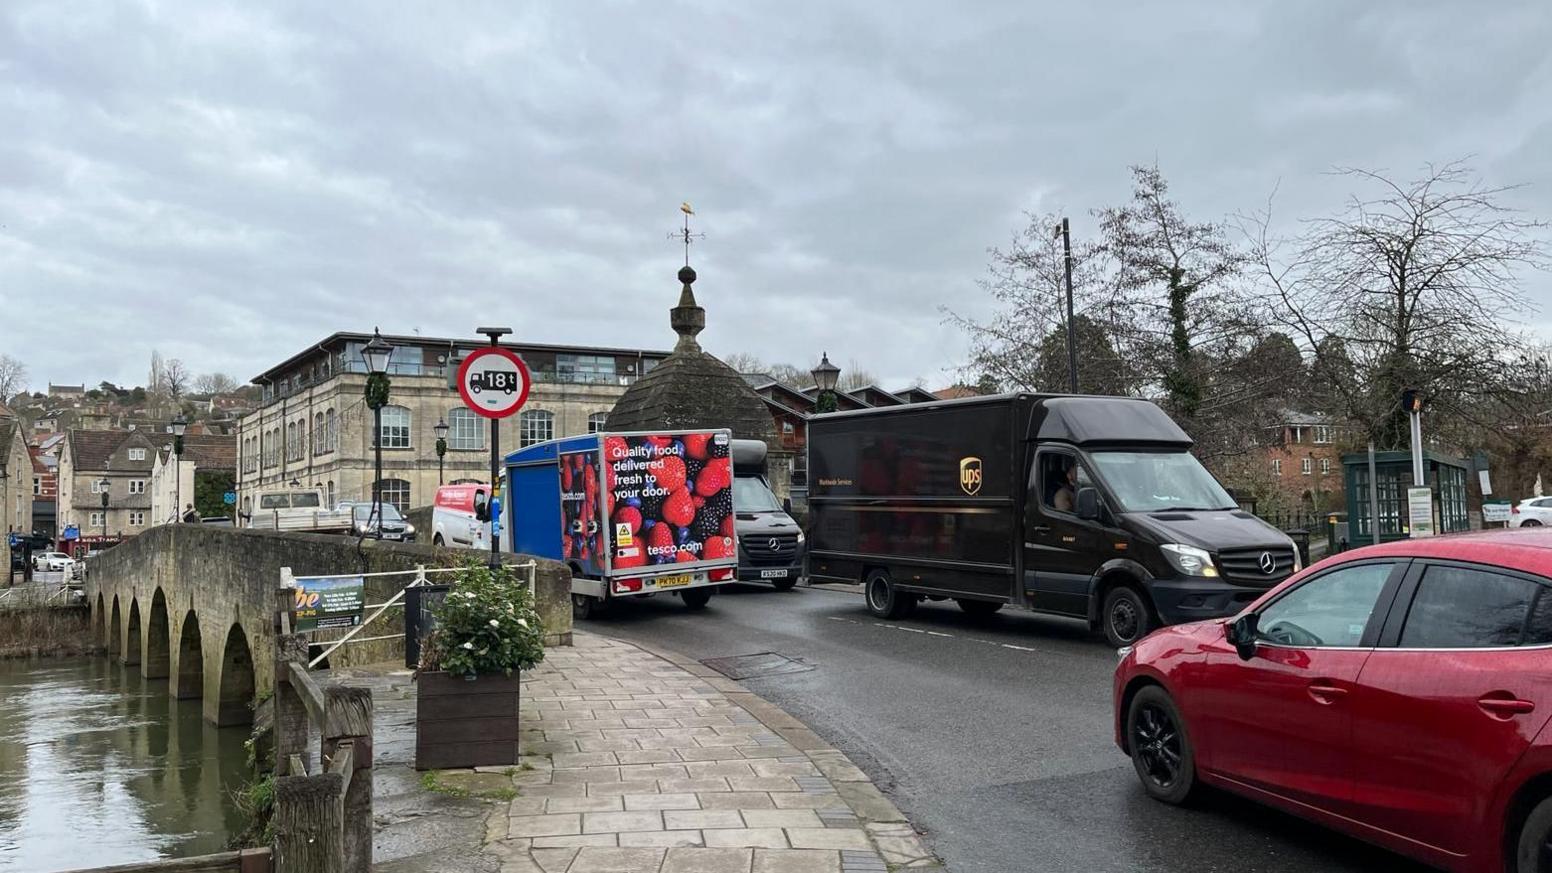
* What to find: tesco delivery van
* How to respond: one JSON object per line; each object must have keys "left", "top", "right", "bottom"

{"left": 505, "top": 429, "right": 740, "bottom": 619}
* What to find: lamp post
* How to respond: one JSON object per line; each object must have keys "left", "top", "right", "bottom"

{"left": 1055, "top": 217, "right": 1078, "bottom": 393}
{"left": 171, "top": 414, "right": 187, "bottom": 523}
{"left": 811, "top": 353, "right": 841, "bottom": 414}
{"left": 361, "top": 328, "right": 394, "bottom": 539}
{"left": 99, "top": 477, "right": 110, "bottom": 541}
{"left": 434, "top": 417, "right": 449, "bottom": 485}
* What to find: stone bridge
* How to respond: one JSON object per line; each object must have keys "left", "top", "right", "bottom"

{"left": 84, "top": 525, "right": 572, "bottom": 726}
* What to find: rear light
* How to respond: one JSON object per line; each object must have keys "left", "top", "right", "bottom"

{"left": 615, "top": 578, "right": 643, "bottom": 594}
{"left": 709, "top": 568, "right": 734, "bottom": 582}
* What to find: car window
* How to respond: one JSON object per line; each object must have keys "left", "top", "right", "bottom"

{"left": 259, "top": 494, "right": 289, "bottom": 509}
{"left": 1256, "top": 562, "right": 1394, "bottom": 648}
{"left": 1399, "top": 565, "right": 1547, "bottom": 648}
{"left": 1036, "top": 452, "right": 1093, "bottom": 515}
{"left": 1536, "top": 499, "right": 1552, "bottom": 509}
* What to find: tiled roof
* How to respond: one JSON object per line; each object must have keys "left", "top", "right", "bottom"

{"left": 932, "top": 385, "right": 982, "bottom": 400}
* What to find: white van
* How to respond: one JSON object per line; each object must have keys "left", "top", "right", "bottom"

{"left": 431, "top": 483, "right": 492, "bottom": 548}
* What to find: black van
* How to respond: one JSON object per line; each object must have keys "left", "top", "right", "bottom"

{"left": 805, "top": 394, "right": 1299, "bottom": 646}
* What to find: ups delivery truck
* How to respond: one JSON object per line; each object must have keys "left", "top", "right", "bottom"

{"left": 805, "top": 394, "right": 1299, "bottom": 646}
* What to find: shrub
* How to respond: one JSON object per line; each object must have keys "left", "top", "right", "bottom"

{"left": 420, "top": 560, "right": 545, "bottom": 678}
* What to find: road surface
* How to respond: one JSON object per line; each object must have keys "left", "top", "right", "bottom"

{"left": 580, "top": 582, "right": 1436, "bottom": 873}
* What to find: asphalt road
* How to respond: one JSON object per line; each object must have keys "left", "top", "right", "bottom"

{"left": 580, "top": 582, "right": 1439, "bottom": 873}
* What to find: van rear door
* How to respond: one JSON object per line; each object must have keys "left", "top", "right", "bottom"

{"left": 1023, "top": 446, "right": 1101, "bottom": 617}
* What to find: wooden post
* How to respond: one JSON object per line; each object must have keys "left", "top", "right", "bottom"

{"left": 273, "top": 773, "right": 344, "bottom": 873}
{"left": 272, "top": 631, "right": 310, "bottom": 776}
{"left": 324, "top": 685, "right": 374, "bottom": 873}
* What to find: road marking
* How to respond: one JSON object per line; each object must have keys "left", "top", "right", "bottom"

{"left": 827, "top": 613, "right": 1068, "bottom": 657}
{"left": 1000, "top": 643, "right": 1038, "bottom": 652}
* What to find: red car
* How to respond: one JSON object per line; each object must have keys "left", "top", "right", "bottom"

{"left": 1114, "top": 530, "right": 1552, "bottom": 873}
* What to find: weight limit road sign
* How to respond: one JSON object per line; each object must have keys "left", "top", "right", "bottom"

{"left": 457, "top": 347, "right": 532, "bottom": 419}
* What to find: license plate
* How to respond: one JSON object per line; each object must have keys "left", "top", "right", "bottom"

{"left": 760, "top": 569, "right": 789, "bottom": 579}
{"left": 654, "top": 574, "right": 692, "bottom": 588}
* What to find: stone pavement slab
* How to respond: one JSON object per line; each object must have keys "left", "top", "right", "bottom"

{"left": 440, "top": 633, "right": 940, "bottom": 872}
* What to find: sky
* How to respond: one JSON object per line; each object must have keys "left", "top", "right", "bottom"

{"left": 2, "top": 1, "right": 1551, "bottom": 393}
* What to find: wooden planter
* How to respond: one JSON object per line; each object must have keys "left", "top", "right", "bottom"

{"left": 415, "top": 670, "right": 522, "bottom": 770}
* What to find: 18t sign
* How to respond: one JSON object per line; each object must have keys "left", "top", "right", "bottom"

{"left": 457, "top": 347, "right": 532, "bottom": 419}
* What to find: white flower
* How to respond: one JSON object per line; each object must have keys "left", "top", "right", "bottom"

{"left": 462, "top": 641, "right": 474, "bottom": 650}
{"left": 489, "top": 619, "right": 500, "bottom": 628}
{"left": 516, "top": 618, "right": 528, "bottom": 628}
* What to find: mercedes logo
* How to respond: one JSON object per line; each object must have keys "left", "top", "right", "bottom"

{"left": 1258, "top": 552, "right": 1276, "bottom": 575}
{"left": 768, "top": 538, "right": 781, "bottom": 551}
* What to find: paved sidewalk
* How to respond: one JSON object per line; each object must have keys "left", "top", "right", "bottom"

{"left": 476, "top": 632, "right": 942, "bottom": 873}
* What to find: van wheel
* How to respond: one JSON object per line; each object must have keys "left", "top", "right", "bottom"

{"left": 572, "top": 593, "right": 600, "bottom": 621}
{"left": 771, "top": 579, "right": 797, "bottom": 592}
{"left": 1127, "top": 685, "right": 1197, "bottom": 805}
{"left": 433, "top": 534, "right": 444, "bottom": 546}
{"left": 864, "top": 570, "right": 912, "bottom": 619}
{"left": 957, "top": 599, "right": 1003, "bottom": 617}
{"left": 1103, "top": 585, "right": 1156, "bottom": 647}
{"left": 1517, "top": 795, "right": 1552, "bottom": 872}
{"left": 682, "top": 588, "right": 712, "bottom": 610}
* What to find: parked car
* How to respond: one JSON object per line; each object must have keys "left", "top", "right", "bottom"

{"left": 335, "top": 501, "right": 416, "bottom": 541}
{"left": 1511, "top": 497, "right": 1552, "bottom": 527}
{"left": 32, "top": 551, "right": 75, "bottom": 573}
{"left": 1114, "top": 529, "right": 1552, "bottom": 873}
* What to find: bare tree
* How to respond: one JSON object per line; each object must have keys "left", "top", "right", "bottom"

{"left": 838, "top": 360, "right": 878, "bottom": 393}
{"left": 0, "top": 354, "right": 27, "bottom": 401}
{"left": 164, "top": 359, "right": 190, "bottom": 400}
{"left": 194, "top": 372, "right": 239, "bottom": 395}
{"left": 720, "top": 352, "right": 767, "bottom": 375}
{"left": 1245, "top": 160, "right": 1548, "bottom": 449}
{"left": 766, "top": 363, "right": 814, "bottom": 389}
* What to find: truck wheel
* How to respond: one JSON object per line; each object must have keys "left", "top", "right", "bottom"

{"left": 957, "top": 599, "right": 1003, "bottom": 617}
{"left": 572, "top": 593, "right": 601, "bottom": 621}
{"left": 864, "top": 570, "right": 912, "bottom": 619}
{"left": 1516, "top": 795, "right": 1552, "bottom": 873}
{"left": 682, "top": 588, "right": 712, "bottom": 610}
{"left": 1103, "top": 585, "right": 1156, "bottom": 647}
{"left": 771, "top": 578, "right": 797, "bottom": 592}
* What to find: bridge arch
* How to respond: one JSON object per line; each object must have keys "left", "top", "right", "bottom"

{"left": 215, "top": 623, "right": 255, "bottom": 727}
{"left": 109, "top": 595, "right": 122, "bottom": 654}
{"left": 174, "top": 610, "right": 204, "bottom": 700}
{"left": 124, "top": 598, "right": 142, "bottom": 666}
{"left": 145, "top": 589, "right": 171, "bottom": 680}
{"left": 94, "top": 592, "right": 106, "bottom": 645}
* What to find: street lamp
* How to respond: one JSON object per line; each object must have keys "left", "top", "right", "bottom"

{"left": 171, "top": 414, "right": 187, "bottom": 523}
{"left": 811, "top": 353, "right": 841, "bottom": 414}
{"left": 361, "top": 328, "right": 394, "bottom": 539}
{"left": 98, "top": 477, "right": 110, "bottom": 541}
{"left": 434, "top": 417, "right": 449, "bottom": 485}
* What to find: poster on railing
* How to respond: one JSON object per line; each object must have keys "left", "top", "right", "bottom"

{"left": 293, "top": 575, "right": 365, "bottom": 631}
{"left": 602, "top": 431, "right": 736, "bottom": 574}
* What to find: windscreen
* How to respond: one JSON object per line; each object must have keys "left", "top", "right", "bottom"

{"left": 259, "top": 494, "right": 290, "bottom": 509}
{"left": 733, "top": 475, "right": 783, "bottom": 513}
{"left": 1087, "top": 451, "right": 1235, "bottom": 513}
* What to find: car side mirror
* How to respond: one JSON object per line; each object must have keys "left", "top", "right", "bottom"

{"left": 1226, "top": 614, "right": 1259, "bottom": 661}
{"left": 1076, "top": 487, "right": 1101, "bottom": 521}
{"left": 782, "top": 497, "right": 793, "bottom": 515}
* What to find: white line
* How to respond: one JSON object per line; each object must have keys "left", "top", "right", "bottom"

{"left": 896, "top": 627, "right": 926, "bottom": 634}
{"left": 1001, "top": 643, "right": 1037, "bottom": 652}
{"left": 925, "top": 631, "right": 953, "bottom": 638}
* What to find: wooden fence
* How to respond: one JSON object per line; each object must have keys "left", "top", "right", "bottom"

{"left": 271, "top": 586, "right": 375, "bottom": 873}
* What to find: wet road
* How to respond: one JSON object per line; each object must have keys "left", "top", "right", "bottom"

{"left": 581, "top": 583, "right": 1438, "bottom": 873}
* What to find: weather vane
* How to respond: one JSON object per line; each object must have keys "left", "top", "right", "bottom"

{"left": 669, "top": 202, "right": 705, "bottom": 266}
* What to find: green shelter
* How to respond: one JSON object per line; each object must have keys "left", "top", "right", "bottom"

{"left": 1341, "top": 450, "right": 1471, "bottom": 543}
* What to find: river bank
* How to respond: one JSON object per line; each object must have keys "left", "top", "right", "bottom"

{"left": 0, "top": 606, "right": 101, "bottom": 659}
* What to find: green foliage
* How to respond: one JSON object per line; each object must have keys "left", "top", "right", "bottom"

{"left": 364, "top": 372, "right": 391, "bottom": 410}
{"left": 420, "top": 770, "right": 519, "bottom": 801}
{"left": 230, "top": 773, "right": 276, "bottom": 848}
{"left": 194, "top": 469, "right": 236, "bottom": 519}
{"left": 421, "top": 561, "right": 545, "bottom": 678}
{"left": 814, "top": 391, "right": 838, "bottom": 414}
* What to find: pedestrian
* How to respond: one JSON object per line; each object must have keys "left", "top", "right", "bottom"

{"left": 182, "top": 503, "right": 201, "bottom": 523}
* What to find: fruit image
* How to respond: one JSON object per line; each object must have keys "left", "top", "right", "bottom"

{"left": 709, "top": 438, "right": 729, "bottom": 460}
{"left": 683, "top": 432, "right": 712, "bottom": 460}
{"left": 612, "top": 505, "right": 643, "bottom": 534}
{"left": 694, "top": 458, "right": 731, "bottom": 497}
{"left": 704, "top": 535, "right": 735, "bottom": 560}
{"left": 676, "top": 549, "right": 697, "bottom": 563}
{"left": 604, "top": 436, "right": 629, "bottom": 461}
{"left": 692, "top": 488, "right": 734, "bottom": 539}
{"left": 721, "top": 514, "right": 735, "bottom": 538}
{"left": 663, "top": 488, "right": 695, "bottom": 527}
{"left": 650, "top": 455, "right": 687, "bottom": 493}
{"left": 648, "top": 523, "right": 676, "bottom": 563}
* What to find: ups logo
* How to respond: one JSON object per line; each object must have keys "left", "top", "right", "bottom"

{"left": 959, "top": 457, "right": 983, "bottom": 496}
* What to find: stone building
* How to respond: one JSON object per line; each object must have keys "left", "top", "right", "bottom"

{"left": 151, "top": 437, "right": 237, "bottom": 524}
{"left": 235, "top": 332, "right": 670, "bottom": 516}
{"left": 606, "top": 265, "right": 792, "bottom": 498}
{"left": 58, "top": 428, "right": 232, "bottom": 546}
{"left": 0, "top": 409, "right": 33, "bottom": 537}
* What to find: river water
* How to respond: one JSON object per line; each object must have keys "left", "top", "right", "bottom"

{"left": 0, "top": 658, "right": 250, "bottom": 873}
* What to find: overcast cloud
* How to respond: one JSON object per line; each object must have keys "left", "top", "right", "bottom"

{"left": 2, "top": 1, "right": 1550, "bottom": 392}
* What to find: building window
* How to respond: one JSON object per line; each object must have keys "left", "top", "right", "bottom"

{"left": 326, "top": 480, "right": 335, "bottom": 508}
{"left": 33, "top": 477, "right": 41, "bottom": 495}
{"left": 91, "top": 479, "right": 108, "bottom": 494}
{"left": 1272, "top": 459, "right": 1282, "bottom": 476}
{"left": 782, "top": 420, "right": 795, "bottom": 434}
{"left": 89, "top": 511, "right": 105, "bottom": 527}
{"left": 519, "top": 409, "right": 554, "bottom": 447}
{"left": 587, "top": 412, "right": 608, "bottom": 434}
{"left": 556, "top": 354, "right": 618, "bottom": 385}
{"left": 375, "top": 406, "right": 411, "bottom": 449}
{"left": 128, "top": 448, "right": 146, "bottom": 461}
{"left": 313, "top": 412, "right": 325, "bottom": 455}
{"left": 129, "top": 480, "right": 146, "bottom": 495}
{"left": 128, "top": 511, "right": 145, "bottom": 526}
{"left": 1320, "top": 458, "right": 1332, "bottom": 475}
{"left": 1313, "top": 425, "right": 1333, "bottom": 445}
{"left": 380, "top": 478, "right": 410, "bottom": 514}
{"left": 325, "top": 408, "right": 337, "bottom": 453}
{"left": 1301, "top": 457, "right": 1312, "bottom": 476}
{"left": 448, "top": 407, "right": 484, "bottom": 450}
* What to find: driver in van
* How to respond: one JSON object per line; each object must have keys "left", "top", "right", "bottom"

{"left": 1052, "top": 458, "right": 1079, "bottom": 513}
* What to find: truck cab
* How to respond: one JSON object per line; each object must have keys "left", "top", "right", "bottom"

{"left": 730, "top": 440, "right": 804, "bottom": 590}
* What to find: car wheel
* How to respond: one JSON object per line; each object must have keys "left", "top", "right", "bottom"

{"left": 864, "top": 569, "right": 912, "bottom": 619}
{"left": 1524, "top": 519, "right": 1543, "bottom": 528}
{"left": 957, "top": 598, "right": 1003, "bottom": 617}
{"left": 1103, "top": 585, "right": 1156, "bottom": 647}
{"left": 1517, "top": 795, "right": 1552, "bottom": 873}
{"left": 682, "top": 588, "right": 712, "bottom": 610}
{"left": 771, "top": 578, "right": 797, "bottom": 592}
{"left": 1127, "top": 685, "right": 1198, "bottom": 805}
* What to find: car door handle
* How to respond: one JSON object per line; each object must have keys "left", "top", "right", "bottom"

{"left": 1308, "top": 681, "right": 1348, "bottom": 704}
{"left": 1478, "top": 696, "right": 1536, "bottom": 717}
